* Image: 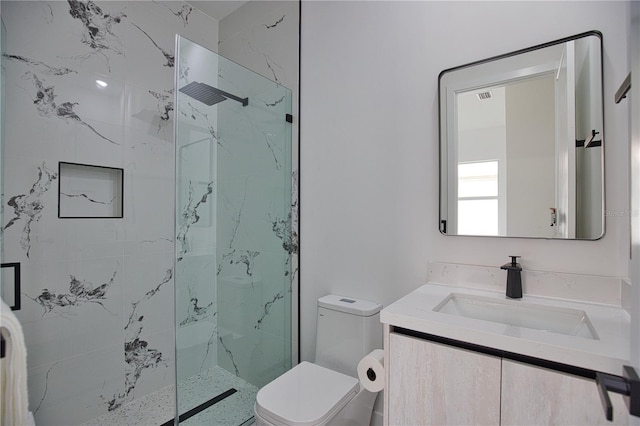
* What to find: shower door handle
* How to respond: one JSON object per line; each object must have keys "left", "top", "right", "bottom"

{"left": 595, "top": 366, "right": 640, "bottom": 421}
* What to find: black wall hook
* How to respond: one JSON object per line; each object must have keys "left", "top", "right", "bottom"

{"left": 576, "top": 129, "right": 602, "bottom": 148}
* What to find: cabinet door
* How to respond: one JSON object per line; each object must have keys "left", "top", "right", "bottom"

{"left": 387, "top": 333, "right": 501, "bottom": 425}
{"left": 501, "top": 359, "right": 630, "bottom": 425}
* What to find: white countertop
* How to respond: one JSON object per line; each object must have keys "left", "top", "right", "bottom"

{"left": 381, "top": 283, "right": 631, "bottom": 376}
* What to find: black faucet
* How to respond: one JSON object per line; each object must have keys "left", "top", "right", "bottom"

{"left": 500, "top": 256, "right": 523, "bottom": 299}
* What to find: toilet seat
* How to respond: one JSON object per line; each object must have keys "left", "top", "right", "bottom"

{"left": 255, "top": 361, "right": 360, "bottom": 426}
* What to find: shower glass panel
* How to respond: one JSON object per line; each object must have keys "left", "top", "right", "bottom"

{"left": 174, "top": 36, "right": 292, "bottom": 425}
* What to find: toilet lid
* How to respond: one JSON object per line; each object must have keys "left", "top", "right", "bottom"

{"left": 255, "top": 361, "right": 359, "bottom": 426}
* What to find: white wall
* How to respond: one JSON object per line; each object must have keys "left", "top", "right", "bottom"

{"left": 300, "top": 1, "right": 630, "bottom": 363}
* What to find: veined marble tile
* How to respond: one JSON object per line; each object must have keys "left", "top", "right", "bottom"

{"left": 28, "top": 345, "right": 125, "bottom": 426}
{"left": 174, "top": 119, "right": 218, "bottom": 181}
{"left": 242, "top": 330, "right": 291, "bottom": 387}
{"left": 2, "top": 159, "right": 59, "bottom": 263}
{"left": 216, "top": 176, "right": 289, "bottom": 258}
{"left": 179, "top": 286, "right": 216, "bottom": 328}
{"left": 124, "top": 124, "right": 174, "bottom": 165}
{"left": 176, "top": 180, "right": 216, "bottom": 262}
{"left": 218, "top": 273, "right": 264, "bottom": 334}
{"left": 216, "top": 259, "right": 291, "bottom": 386}
{"left": 1, "top": 1, "right": 128, "bottom": 78}
{"left": 16, "top": 69, "right": 123, "bottom": 146}
{"left": 49, "top": 0, "right": 216, "bottom": 106}
{"left": 122, "top": 231, "right": 174, "bottom": 257}
{"left": 123, "top": 255, "right": 174, "bottom": 334}
{"left": 43, "top": 217, "right": 126, "bottom": 264}
{"left": 124, "top": 81, "right": 174, "bottom": 142}
{"left": 105, "top": 265, "right": 174, "bottom": 412}
{"left": 71, "top": 117, "right": 126, "bottom": 159}
{"left": 123, "top": 3, "right": 177, "bottom": 89}
{"left": 1, "top": 68, "right": 77, "bottom": 161}
{"left": 216, "top": 106, "right": 287, "bottom": 173}
{"left": 19, "top": 257, "right": 124, "bottom": 369}
{"left": 122, "top": 167, "right": 174, "bottom": 252}
{"left": 174, "top": 254, "right": 217, "bottom": 338}
{"left": 428, "top": 262, "right": 624, "bottom": 305}
{"left": 175, "top": 39, "right": 221, "bottom": 89}
{"left": 177, "top": 320, "right": 218, "bottom": 381}
{"left": 167, "top": 4, "right": 220, "bottom": 53}
{"left": 217, "top": 323, "right": 290, "bottom": 389}
{"left": 253, "top": 283, "right": 291, "bottom": 337}
{"left": 41, "top": 70, "right": 126, "bottom": 131}
{"left": 146, "top": 1, "right": 195, "bottom": 28}
{"left": 219, "top": 1, "right": 298, "bottom": 90}
{"left": 64, "top": 0, "right": 128, "bottom": 75}
{"left": 175, "top": 97, "right": 221, "bottom": 146}
{"left": 123, "top": 328, "right": 174, "bottom": 405}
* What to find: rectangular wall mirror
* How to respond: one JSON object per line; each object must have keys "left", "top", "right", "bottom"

{"left": 439, "top": 31, "right": 604, "bottom": 240}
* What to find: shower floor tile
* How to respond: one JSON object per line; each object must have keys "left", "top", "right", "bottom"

{"left": 82, "top": 366, "right": 257, "bottom": 426}
{"left": 179, "top": 366, "right": 258, "bottom": 426}
{"left": 81, "top": 385, "right": 174, "bottom": 426}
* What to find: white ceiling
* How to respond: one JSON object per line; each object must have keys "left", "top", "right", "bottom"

{"left": 186, "top": 1, "right": 249, "bottom": 21}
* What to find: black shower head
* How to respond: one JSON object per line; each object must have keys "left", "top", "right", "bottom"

{"left": 179, "top": 81, "right": 226, "bottom": 106}
{"left": 178, "top": 81, "right": 248, "bottom": 107}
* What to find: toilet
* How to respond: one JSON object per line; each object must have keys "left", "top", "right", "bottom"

{"left": 254, "top": 295, "right": 383, "bottom": 426}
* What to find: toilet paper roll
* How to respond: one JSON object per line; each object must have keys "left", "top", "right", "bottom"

{"left": 357, "top": 349, "right": 385, "bottom": 392}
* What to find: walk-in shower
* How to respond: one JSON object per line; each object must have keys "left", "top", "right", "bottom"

{"left": 0, "top": 1, "right": 297, "bottom": 424}
{"left": 173, "top": 36, "right": 293, "bottom": 424}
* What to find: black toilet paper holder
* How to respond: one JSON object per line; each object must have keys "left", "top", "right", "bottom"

{"left": 366, "top": 368, "right": 377, "bottom": 382}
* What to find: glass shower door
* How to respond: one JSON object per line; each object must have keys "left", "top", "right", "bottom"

{"left": 174, "top": 36, "right": 292, "bottom": 425}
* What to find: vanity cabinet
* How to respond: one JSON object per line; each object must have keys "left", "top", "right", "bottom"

{"left": 386, "top": 331, "right": 630, "bottom": 426}
{"left": 387, "top": 332, "right": 501, "bottom": 425}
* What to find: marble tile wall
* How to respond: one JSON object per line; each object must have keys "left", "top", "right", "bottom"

{"left": 1, "top": 1, "right": 299, "bottom": 424}
{"left": 0, "top": 2, "right": 219, "bottom": 424}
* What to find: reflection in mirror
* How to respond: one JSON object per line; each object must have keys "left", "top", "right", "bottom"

{"left": 439, "top": 31, "right": 604, "bottom": 239}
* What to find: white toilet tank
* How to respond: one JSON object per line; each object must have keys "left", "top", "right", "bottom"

{"left": 314, "top": 295, "right": 383, "bottom": 378}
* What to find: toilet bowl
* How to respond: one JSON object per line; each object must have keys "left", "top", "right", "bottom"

{"left": 254, "top": 295, "right": 382, "bottom": 426}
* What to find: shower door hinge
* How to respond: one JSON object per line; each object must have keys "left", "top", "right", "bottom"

{"left": 286, "top": 114, "right": 293, "bottom": 123}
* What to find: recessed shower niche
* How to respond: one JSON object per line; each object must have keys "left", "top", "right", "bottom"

{"left": 58, "top": 162, "right": 124, "bottom": 218}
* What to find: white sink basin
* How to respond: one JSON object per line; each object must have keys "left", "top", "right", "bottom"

{"left": 433, "top": 293, "right": 599, "bottom": 340}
